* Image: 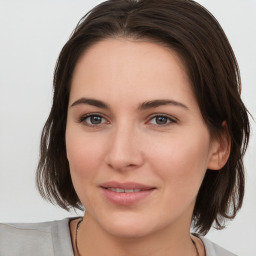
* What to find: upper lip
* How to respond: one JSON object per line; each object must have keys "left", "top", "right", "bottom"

{"left": 100, "top": 181, "right": 155, "bottom": 190}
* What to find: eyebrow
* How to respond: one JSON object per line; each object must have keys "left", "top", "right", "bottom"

{"left": 70, "top": 98, "right": 109, "bottom": 109}
{"left": 138, "top": 99, "right": 188, "bottom": 110}
{"left": 70, "top": 97, "right": 188, "bottom": 110}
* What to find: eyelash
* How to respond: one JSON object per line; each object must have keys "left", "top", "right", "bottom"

{"left": 79, "top": 113, "right": 109, "bottom": 127}
{"left": 147, "top": 114, "right": 177, "bottom": 126}
{"left": 78, "top": 113, "right": 177, "bottom": 127}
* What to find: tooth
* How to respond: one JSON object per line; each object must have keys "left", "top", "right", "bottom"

{"left": 107, "top": 188, "right": 143, "bottom": 193}
{"left": 116, "top": 188, "right": 125, "bottom": 193}
{"left": 107, "top": 188, "right": 124, "bottom": 192}
{"left": 124, "top": 189, "right": 134, "bottom": 193}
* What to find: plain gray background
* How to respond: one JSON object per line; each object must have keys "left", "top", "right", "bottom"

{"left": 0, "top": 0, "right": 255, "bottom": 255}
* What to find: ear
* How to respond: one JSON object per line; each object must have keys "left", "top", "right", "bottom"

{"left": 207, "top": 121, "right": 231, "bottom": 170}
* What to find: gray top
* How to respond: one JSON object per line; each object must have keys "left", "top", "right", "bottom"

{"left": 0, "top": 218, "right": 237, "bottom": 256}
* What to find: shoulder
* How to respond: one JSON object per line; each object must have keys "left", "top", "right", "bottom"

{"left": 200, "top": 236, "right": 238, "bottom": 256}
{"left": 0, "top": 218, "right": 74, "bottom": 256}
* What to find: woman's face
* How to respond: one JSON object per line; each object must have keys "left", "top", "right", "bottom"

{"left": 66, "top": 39, "right": 218, "bottom": 238}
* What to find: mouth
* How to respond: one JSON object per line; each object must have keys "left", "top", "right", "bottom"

{"left": 105, "top": 188, "right": 146, "bottom": 193}
{"left": 100, "top": 181, "right": 156, "bottom": 205}
{"left": 100, "top": 181, "right": 156, "bottom": 191}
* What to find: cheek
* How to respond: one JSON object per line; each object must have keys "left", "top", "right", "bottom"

{"left": 65, "top": 130, "right": 104, "bottom": 206}
{"left": 65, "top": 127, "right": 105, "bottom": 182}
{"left": 148, "top": 129, "right": 211, "bottom": 190}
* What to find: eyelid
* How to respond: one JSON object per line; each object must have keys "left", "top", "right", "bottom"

{"left": 147, "top": 113, "right": 178, "bottom": 125}
{"left": 77, "top": 112, "right": 177, "bottom": 127}
{"left": 78, "top": 113, "right": 110, "bottom": 126}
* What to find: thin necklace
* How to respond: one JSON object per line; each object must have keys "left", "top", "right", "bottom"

{"left": 75, "top": 219, "right": 199, "bottom": 256}
{"left": 75, "top": 218, "right": 83, "bottom": 256}
{"left": 191, "top": 237, "right": 200, "bottom": 256}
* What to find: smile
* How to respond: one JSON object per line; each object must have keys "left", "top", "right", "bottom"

{"left": 100, "top": 181, "right": 156, "bottom": 206}
{"left": 106, "top": 188, "right": 143, "bottom": 193}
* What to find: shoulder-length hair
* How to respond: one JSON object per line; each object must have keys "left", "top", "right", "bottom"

{"left": 36, "top": 0, "right": 250, "bottom": 235}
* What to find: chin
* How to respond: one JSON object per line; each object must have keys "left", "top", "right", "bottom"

{"left": 98, "top": 212, "right": 163, "bottom": 239}
{"left": 106, "top": 224, "right": 152, "bottom": 239}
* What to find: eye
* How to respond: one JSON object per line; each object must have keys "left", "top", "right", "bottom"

{"left": 79, "top": 114, "right": 108, "bottom": 127}
{"left": 148, "top": 115, "right": 176, "bottom": 125}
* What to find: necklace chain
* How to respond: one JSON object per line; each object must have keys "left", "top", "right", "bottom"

{"left": 75, "top": 218, "right": 199, "bottom": 256}
{"left": 75, "top": 218, "right": 83, "bottom": 256}
{"left": 191, "top": 237, "right": 200, "bottom": 256}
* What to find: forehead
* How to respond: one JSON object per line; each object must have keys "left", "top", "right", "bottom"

{"left": 70, "top": 38, "right": 197, "bottom": 109}
{"left": 73, "top": 38, "right": 187, "bottom": 81}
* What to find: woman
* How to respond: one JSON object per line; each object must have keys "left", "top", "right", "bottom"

{"left": 0, "top": 0, "right": 250, "bottom": 255}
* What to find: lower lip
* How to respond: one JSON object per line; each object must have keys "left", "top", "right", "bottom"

{"left": 101, "top": 188, "right": 155, "bottom": 206}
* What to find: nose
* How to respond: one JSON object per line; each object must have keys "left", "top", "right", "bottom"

{"left": 105, "top": 124, "right": 144, "bottom": 171}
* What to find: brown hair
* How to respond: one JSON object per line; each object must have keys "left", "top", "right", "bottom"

{"left": 36, "top": 0, "right": 250, "bottom": 235}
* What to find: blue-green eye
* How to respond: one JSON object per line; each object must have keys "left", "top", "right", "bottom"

{"left": 80, "top": 114, "right": 107, "bottom": 126}
{"left": 89, "top": 115, "right": 103, "bottom": 124}
{"left": 149, "top": 115, "right": 176, "bottom": 125}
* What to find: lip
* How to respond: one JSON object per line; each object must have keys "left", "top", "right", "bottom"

{"left": 100, "top": 181, "right": 156, "bottom": 206}
{"left": 100, "top": 181, "right": 155, "bottom": 190}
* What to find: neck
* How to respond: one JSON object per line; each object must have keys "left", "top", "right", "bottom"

{"left": 75, "top": 214, "right": 198, "bottom": 256}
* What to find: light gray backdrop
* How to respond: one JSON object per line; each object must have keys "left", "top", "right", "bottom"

{"left": 0, "top": 0, "right": 255, "bottom": 255}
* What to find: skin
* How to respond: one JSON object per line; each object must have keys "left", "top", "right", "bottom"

{"left": 66, "top": 39, "right": 229, "bottom": 256}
